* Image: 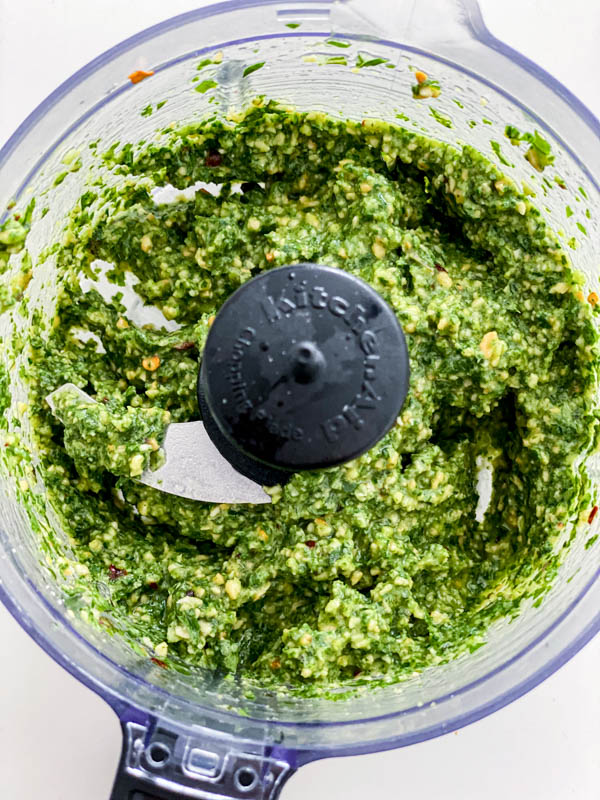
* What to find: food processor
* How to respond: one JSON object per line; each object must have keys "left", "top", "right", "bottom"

{"left": 0, "top": 1, "right": 599, "bottom": 798}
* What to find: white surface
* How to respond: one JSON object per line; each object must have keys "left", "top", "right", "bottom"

{"left": 0, "top": 1, "right": 599, "bottom": 798}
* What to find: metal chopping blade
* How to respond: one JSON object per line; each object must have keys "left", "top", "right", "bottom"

{"left": 46, "top": 384, "right": 271, "bottom": 505}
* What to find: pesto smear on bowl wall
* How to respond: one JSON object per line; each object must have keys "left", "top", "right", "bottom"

{"left": 0, "top": 100, "right": 598, "bottom": 693}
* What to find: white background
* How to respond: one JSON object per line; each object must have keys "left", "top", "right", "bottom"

{"left": 0, "top": 1, "right": 599, "bottom": 798}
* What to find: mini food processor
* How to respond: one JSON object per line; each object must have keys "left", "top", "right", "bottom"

{"left": 0, "top": 1, "right": 599, "bottom": 797}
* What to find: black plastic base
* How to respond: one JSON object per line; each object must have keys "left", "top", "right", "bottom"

{"left": 197, "top": 365, "right": 291, "bottom": 487}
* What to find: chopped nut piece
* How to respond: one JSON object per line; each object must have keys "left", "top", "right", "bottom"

{"left": 129, "top": 454, "right": 145, "bottom": 476}
{"left": 436, "top": 270, "right": 453, "bottom": 289}
{"left": 480, "top": 331, "right": 498, "bottom": 358}
{"left": 225, "top": 578, "right": 241, "bottom": 600}
{"left": 372, "top": 240, "right": 386, "bottom": 259}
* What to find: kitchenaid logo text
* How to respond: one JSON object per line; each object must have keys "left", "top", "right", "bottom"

{"left": 227, "top": 327, "right": 255, "bottom": 413}
{"left": 260, "top": 283, "right": 382, "bottom": 443}
{"left": 322, "top": 330, "right": 380, "bottom": 444}
{"left": 260, "top": 284, "right": 366, "bottom": 330}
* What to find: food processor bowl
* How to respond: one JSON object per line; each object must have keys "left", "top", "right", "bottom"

{"left": 0, "top": 1, "right": 599, "bottom": 797}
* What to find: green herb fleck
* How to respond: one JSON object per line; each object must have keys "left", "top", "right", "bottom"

{"left": 326, "top": 56, "right": 347, "bottom": 66}
{"left": 554, "top": 175, "right": 567, "bottom": 189}
{"left": 469, "top": 641, "right": 485, "bottom": 653}
{"left": 566, "top": 206, "right": 574, "bottom": 218}
{"left": 285, "top": 22, "right": 300, "bottom": 29}
{"left": 467, "top": 120, "right": 477, "bottom": 128}
{"left": 156, "top": 100, "right": 167, "bottom": 110}
{"left": 396, "top": 112, "right": 410, "bottom": 122}
{"left": 356, "top": 54, "right": 388, "bottom": 69}
{"left": 481, "top": 118, "right": 492, "bottom": 125}
{"left": 195, "top": 79, "right": 218, "bottom": 94}
{"left": 196, "top": 58, "right": 214, "bottom": 71}
{"left": 585, "top": 208, "right": 591, "bottom": 219}
{"left": 243, "top": 62, "right": 265, "bottom": 78}
{"left": 429, "top": 107, "right": 452, "bottom": 128}
{"left": 140, "top": 105, "right": 153, "bottom": 117}
{"left": 585, "top": 534, "right": 598, "bottom": 550}
{"left": 579, "top": 186, "right": 588, "bottom": 199}
{"left": 576, "top": 221, "right": 588, "bottom": 235}
{"left": 504, "top": 125, "right": 554, "bottom": 172}
{"left": 326, "top": 39, "right": 350, "bottom": 48}
{"left": 490, "top": 140, "right": 513, "bottom": 167}
{"left": 452, "top": 98, "right": 464, "bottom": 108}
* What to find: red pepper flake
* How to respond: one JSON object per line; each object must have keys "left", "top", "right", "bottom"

{"left": 129, "top": 69, "right": 154, "bottom": 84}
{"left": 151, "top": 657, "right": 168, "bottom": 669}
{"left": 434, "top": 263, "right": 447, "bottom": 272}
{"left": 588, "top": 505, "right": 598, "bottom": 524}
{"left": 13, "top": 214, "right": 20, "bottom": 221}
{"left": 173, "top": 340, "right": 196, "bottom": 351}
{"left": 148, "top": 582, "right": 159, "bottom": 591}
{"left": 353, "top": 668, "right": 362, "bottom": 677}
{"left": 204, "top": 152, "right": 222, "bottom": 167}
{"left": 305, "top": 540, "right": 316, "bottom": 548}
{"left": 108, "top": 564, "right": 128, "bottom": 581}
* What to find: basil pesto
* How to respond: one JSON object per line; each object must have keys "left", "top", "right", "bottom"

{"left": 2, "top": 101, "right": 598, "bottom": 692}
{"left": 52, "top": 387, "right": 170, "bottom": 482}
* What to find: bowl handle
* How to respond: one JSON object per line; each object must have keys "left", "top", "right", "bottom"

{"left": 108, "top": 708, "right": 296, "bottom": 800}
{"left": 334, "top": 0, "right": 481, "bottom": 44}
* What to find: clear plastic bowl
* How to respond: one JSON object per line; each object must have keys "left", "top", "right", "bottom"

{"left": 0, "top": 1, "right": 599, "bottom": 797}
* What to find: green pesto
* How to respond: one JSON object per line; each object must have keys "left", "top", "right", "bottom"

{"left": 52, "top": 387, "right": 170, "bottom": 483}
{"left": 2, "top": 100, "right": 599, "bottom": 693}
